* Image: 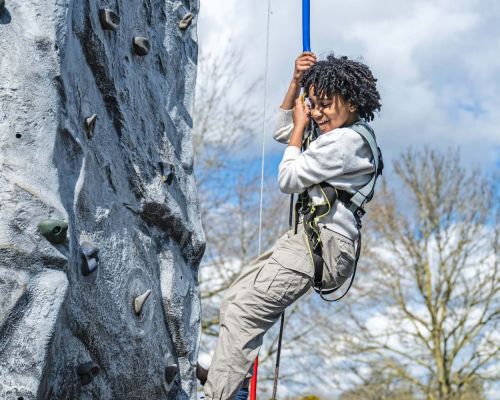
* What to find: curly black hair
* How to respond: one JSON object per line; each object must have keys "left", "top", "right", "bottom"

{"left": 301, "top": 54, "right": 381, "bottom": 122}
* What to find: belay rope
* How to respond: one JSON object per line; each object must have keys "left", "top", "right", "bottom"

{"left": 252, "top": 0, "right": 272, "bottom": 398}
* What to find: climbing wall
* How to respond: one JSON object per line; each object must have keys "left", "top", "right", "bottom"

{"left": 0, "top": 1, "right": 204, "bottom": 399}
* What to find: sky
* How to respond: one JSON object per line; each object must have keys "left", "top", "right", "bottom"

{"left": 196, "top": 0, "right": 500, "bottom": 176}
{"left": 195, "top": 2, "right": 500, "bottom": 397}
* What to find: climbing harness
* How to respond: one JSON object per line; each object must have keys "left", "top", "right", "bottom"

{"left": 297, "top": 120, "right": 384, "bottom": 302}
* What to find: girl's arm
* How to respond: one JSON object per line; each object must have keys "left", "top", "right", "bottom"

{"left": 288, "top": 97, "right": 309, "bottom": 149}
{"left": 280, "top": 80, "right": 301, "bottom": 111}
{"left": 280, "top": 52, "right": 316, "bottom": 110}
{"left": 274, "top": 52, "right": 316, "bottom": 143}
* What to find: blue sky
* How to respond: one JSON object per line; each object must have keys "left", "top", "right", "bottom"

{"left": 197, "top": 0, "right": 500, "bottom": 177}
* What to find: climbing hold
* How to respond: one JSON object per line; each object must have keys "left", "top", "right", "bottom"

{"left": 179, "top": 12, "right": 194, "bottom": 30}
{"left": 158, "top": 162, "right": 175, "bottom": 185}
{"left": 38, "top": 220, "right": 68, "bottom": 244}
{"left": 133, "top": 37, "right": 150, "bottom": 56}
{"left": 134, "top": 289, "right": 151, "bottom": 315}
{"left": 81, "top": 242, "right": 99, "bottom": 276}
{"left": 164, "top": 364, "right": 178, "bottom": 385}
{"left": 0, "top": 0, "right": 5, "bottom": 14}
{"left": 84, "top": 114, "right": 97, "bottom": 138}
{"left": 99, "top": 9, "right": 120, "bottom": 31}
{"left": 164, "top": 172, "right": 174, "bottom": 185}
{"left": 77, "top": 362, "right": 100, "bottom": 385}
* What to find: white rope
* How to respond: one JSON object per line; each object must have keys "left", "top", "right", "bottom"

{"left": 258, "top": 0, "right": 272, "bottom": 256}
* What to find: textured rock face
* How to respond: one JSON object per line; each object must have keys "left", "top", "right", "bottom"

{"left": 0, "top": 1, "right": 204, "bottom": 399}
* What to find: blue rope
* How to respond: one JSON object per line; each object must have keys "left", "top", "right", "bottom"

{"left": 302, "top": 0, "right": 311, "bottom": 51}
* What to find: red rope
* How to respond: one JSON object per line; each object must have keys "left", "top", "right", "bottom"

{"left": 250, "top": 357, "right": 259, "bottom": 400}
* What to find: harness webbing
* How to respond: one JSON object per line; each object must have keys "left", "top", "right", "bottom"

{"left": 298, "top": 120, "right": 383, "bottom": 302}
{"left": 346, "top": 122, "right": 383, "bottom": 215}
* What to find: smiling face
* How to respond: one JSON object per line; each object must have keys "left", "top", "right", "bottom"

{"left": 307, "top": 86, "right": 359, "bottom": 133}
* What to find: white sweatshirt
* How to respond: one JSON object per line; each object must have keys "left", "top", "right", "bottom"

{"left": 274, "top": 108, "right": 375, "bottom": 240}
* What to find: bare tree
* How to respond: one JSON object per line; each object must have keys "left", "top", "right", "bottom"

{"left": 314, "top": 148, "right": 499, "bottom": 400}
{"left": 193, "top": 47, "right": 260, "bottom": 190}
{"left": 193, "top": 47, "right": 290, "bottom": 338}
{"left": 338, "top": 368, "right": 486, "bottom": 400}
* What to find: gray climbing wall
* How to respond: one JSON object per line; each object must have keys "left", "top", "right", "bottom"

{"left": 0, "top": 1, "right": 204, "bottom": 399}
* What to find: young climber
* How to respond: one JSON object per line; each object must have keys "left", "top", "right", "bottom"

{"left": 203, "top": 52, "right": 382, "bottom": 399}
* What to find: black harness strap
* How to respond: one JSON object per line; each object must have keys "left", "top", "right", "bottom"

{"left": 299, "top": 182, "right": 362, "bottom": 302}
{"left": 295, "top": 119, "right": 382, "bottom": 302}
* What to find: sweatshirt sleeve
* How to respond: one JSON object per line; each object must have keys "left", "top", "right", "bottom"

{"left": 278, "top": 130, "right": 346, "bottom": 194}
{"left": 273, "top": 108, "right": 294, "bottom": 144}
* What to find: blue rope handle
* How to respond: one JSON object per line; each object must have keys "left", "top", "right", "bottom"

{"left": 302, "top": 0, "right": 311, "bottom": 51}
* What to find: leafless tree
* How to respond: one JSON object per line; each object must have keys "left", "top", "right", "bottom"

{"left": 193, "top": 47, "right": 290, "bottom": 340}
{"left": 193, "top": 47, "right": 260, "bottom": 190}
{"left": 313, "top": 148, "right": 499, "bottom": 400}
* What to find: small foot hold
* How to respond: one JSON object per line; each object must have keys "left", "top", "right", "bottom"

{"left": 81, "top": 242, "right": 99, "bottom": 276}
{"left": 179, "top": 12, "right": 194, "bottom": 30}
{"left": 77, "top": 362, "right": 100, "bottom": 386}
{"left": 99, "top": 9, "right": 120, "bottom": 31}
{"left": 38, "top": 219, "right": 68, "bottom": 244}
{"left": 84, "top": 114, "right": 97, "bottom": 138}
{"left": 134, "top": 289, "right": 151, "bottom": 315}
{"left": 133, "top": 37, "right": 150, "bottom": 56}
{"left": 165, "top": 363, "right": 179, "bottom": 385}
{"left": 159, "top": 162, "right": 175, "bottom": 185}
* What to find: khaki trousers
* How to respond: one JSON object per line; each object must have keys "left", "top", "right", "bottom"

{"left": 204, "top": 225, "right": 356, "bottom": 400}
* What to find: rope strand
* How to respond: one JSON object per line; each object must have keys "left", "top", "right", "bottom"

{"left": 252, "top": 3, "right": 272, "bottom": 399}
{"left": 257, "top": 0, "right": 272, "bottom": 256}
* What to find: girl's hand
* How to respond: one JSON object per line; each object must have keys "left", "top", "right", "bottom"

{"left": 292, "top": 52, "right": 317, "bottom": 84}
{"left": 293, "top": 97, "right": 310, "bottom": 129}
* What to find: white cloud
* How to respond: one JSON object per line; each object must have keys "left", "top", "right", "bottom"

{"left": 197, "top": 0, "right": 500, "bottom": 170}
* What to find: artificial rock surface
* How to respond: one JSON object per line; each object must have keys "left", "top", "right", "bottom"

{"left": 0, "top": 1, "right": 204, "bottom": 399}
